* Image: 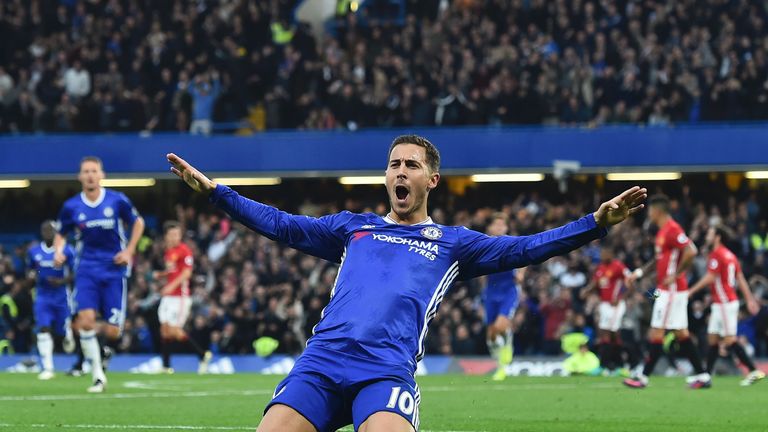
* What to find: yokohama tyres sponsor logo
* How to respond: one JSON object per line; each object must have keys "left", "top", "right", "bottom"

{"left": 83, "top": 218, "right": 116, "bottom": 229}
{"left": 371, "top": 233, "right": 439, "bottom": 260}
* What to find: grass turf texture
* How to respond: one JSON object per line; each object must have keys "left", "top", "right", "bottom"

{"left": 0, "top": 373, "right": 763, "bottom": 431}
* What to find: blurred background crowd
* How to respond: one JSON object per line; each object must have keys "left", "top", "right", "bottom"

{"left": 2, "top": 177, "right": 768, "bottom": 361}
{"left": 3, "top": 0, "right": 768, "bottom": 134}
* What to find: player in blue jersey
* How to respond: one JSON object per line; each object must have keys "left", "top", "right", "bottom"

{"left": 27, "top": 220, "right": 76, "bottom": 380}
{"left": 482, "top": 213, "right": 524, "bottom": 381}
{"left": 53, "top": 156, "right": 145, "bottom": 393}
{"left": 167, "top": 135, "right": 646, "bottom": 432}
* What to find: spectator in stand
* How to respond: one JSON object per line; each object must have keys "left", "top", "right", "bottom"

{"left": 188, "top": 71, "right": 221, "bottom": 136}
{"left": 63, "top": 60, "right": 90, "bottom": 101}
{"left": 2, "top": 179, "right": 768, "bottom": 360}
{"left": 2, "top": 2, "right": 768, "bottom": 133}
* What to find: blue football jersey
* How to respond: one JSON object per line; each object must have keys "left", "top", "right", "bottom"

{"left": 27, "top": 242, "right": 75, "bottom": 302}
{"left": 57, "top": 188, "right": 140, "bottom": 270}
{"left": 210, "top": 185, "right": 606, "bottom": 374}
{"left": 484, "top": 270, "right": 518, "bottom": 301}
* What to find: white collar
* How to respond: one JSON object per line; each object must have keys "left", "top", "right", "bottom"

{"left": 40, "top": 242, "right": 55, "bottom": 254}
{"left": 383, "top": 213, "right": 434, "bottom": 226}
{"left": 80, "top": 188, "right": 106, "bottom": 208}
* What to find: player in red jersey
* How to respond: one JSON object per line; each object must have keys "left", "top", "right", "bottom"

{"left": 624, "top": 195, "right": 710, "bottom": 389}
{"left": 581, "top": 246, "right": 633, "bottom": 374}
{"left": 153, "top": 221, "right": 211, "bottom": 373}
{"left": 688, "top": 226, "right": 764, "bottom": 386}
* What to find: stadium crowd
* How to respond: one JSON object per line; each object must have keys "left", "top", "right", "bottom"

{"left": 2, "top": 180, "right": 768, "bottom": 361}
{"left": 2, "top": 0, "right": 768, "bottom": 133}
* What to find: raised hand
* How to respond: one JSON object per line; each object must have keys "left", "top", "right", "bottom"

{"left": 593, "top": 186, "right": 647, "bottom": 228}
{"left": 167, "top": 153, "right": 217, "bottom": 193}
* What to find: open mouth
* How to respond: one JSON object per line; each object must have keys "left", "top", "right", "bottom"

{"left": 395, "top": 185, "right": 410, "bottom": 202}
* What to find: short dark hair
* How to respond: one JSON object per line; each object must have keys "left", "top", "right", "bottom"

{"left": 388, "top": 135, "right": 440, "bottom": 173}
{"left": 80, "top": 156, "right": 103, "bottom": 169}
{"left": 163, "top": 220, "right": 181, "bottom": 233}
{"left": 713, "top": 225, "right": 729, "bottom": 243}
{"left": 41, "top": 219, "right": 56, "bottom": 230}
{"left": 648, "top": 194, "right": 670, "bottom": 213}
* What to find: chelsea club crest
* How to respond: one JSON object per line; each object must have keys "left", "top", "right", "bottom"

{"left": 420, "top": 226, "right": 442, "bottom": 240}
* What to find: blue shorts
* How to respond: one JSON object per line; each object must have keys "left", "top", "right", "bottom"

{"left": 266, "top": 346, "right": 420, "bottom": 432}
{"left": 35, "top": 297, "right": 69, "bottom": 335}
{"left": 74, "top": 271, "right": 127, "bottom": 331}
{"left": 484, "top": 295, "right": 519, "bottom": 325}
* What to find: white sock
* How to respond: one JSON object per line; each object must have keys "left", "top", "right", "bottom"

{"left": 80, "top": 329, "right": 105, "bottom": 381}
{"left": 37, "top": 332, "right": 54, "bottom": 372}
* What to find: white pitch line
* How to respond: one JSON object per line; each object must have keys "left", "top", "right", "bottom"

{"left": 423, "top": 382, "right": 618, "bottom": 392}
{"left": 0, "top": 424, "right": 252, "bottom": 431}
{"left": 0, "top": 389, "right": 271, "bottom": 402}
{"left": 0, "top": 382, "right": 617, "bottom": 402}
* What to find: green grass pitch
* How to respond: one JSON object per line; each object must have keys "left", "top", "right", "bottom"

{"left": 0, "top": 373, "right": 764, "bottom": 431}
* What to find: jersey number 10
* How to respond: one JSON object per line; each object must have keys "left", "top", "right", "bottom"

{"left": 386, "top": 386, "right": 415, "bottom": 416}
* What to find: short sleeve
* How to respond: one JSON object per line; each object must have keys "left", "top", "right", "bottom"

{"left": 116, "top": 192, "right": 140, "bottom": 225}
{"left": 181, "top": 246, "right": 194, "bottom": 270}
{"left": 57, "top": 203, "right": 75, "bottom": 236}
{"left": 707, "top": 256, "right": 719, "bottom": 273}
{"left": 667, "top": 225, "right": 690, "bottom": 250}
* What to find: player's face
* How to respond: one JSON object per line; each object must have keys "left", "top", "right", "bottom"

{"left": 647, "top": 204, "right": 660, "bottom": 225}
{"left": 705, "top": 227, "right": 716, "bottom": 247}
{"left": 385, "top": 144, "right": 439, "bottom": 220}
{"left": 487, "top": 218, "right": 508, "bottom": 236}
{"left": 78, "top": 161, "right": 104, "bottom": 192}
{"left": 600, "top": 248, "right": 613, "bottom": 262}
{"left": 40, "top": 222, "right": 55, "bottom": 243}
{"left": 165, "top": 227, "right": 182, "bottom": 248}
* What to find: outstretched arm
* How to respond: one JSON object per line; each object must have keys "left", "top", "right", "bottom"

{"left": 167, "top": 153, "right": 218, "bottom": 193}
{"left": 457, "top": 187, "right": 646, "bottom": 279}
{"left": 591, "top": 186, "right": 647, "bottom": 228}
{"left": 167, "top": 153, "right": 347, "bottom": 262}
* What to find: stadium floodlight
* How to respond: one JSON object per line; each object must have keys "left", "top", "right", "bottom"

{"left": 0, "top": 179, "right": 30, "bottom": 188}
{"left": 338, "top": 176, "right": 385, "bottom": 185}
{"left": 606, "top": 172, "right": 682, "bottom": 181}
{"left": 100, "top": 178, "right": 157, "bottom": 187}
{"left": 745, "top": 171, "right": 768, "bottom": 179}
{"left": 470, "top": 173, "right": 545, "bottom": 182}
{"left": 213, "top": 177, "right": 282, "bottom": 186}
